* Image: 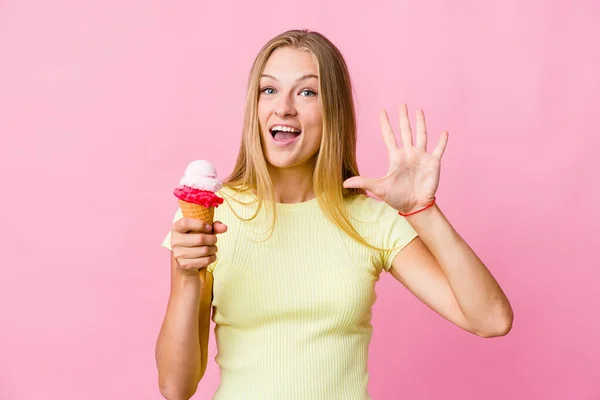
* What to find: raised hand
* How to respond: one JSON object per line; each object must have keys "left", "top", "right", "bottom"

{"left": 343, "top": 104, "right": 448, "bottom": 214}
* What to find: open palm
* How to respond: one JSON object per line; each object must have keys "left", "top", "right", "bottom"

{"left": 343, "top": 104, "right": 449, "bottom": 214}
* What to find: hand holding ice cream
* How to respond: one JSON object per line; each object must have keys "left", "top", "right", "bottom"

{"left": 171, "top": 159, "right": 226, "bottom": 277}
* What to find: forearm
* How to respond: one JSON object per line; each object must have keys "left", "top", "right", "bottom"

{"left": 155, "top": 272, "right": 204, "bottom": 400}
{"left": 406, "top": 204, "right": 513, "bottom": 335}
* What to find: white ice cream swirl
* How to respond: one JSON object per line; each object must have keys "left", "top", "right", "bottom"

{"left": 179, "top": 160, "right": 223, "bottom": 192}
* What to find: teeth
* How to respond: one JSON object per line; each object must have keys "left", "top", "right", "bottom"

{"left": 271, "top": 125, "right": 301, "bottom": 133}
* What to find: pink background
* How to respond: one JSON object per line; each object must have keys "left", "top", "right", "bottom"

{"left": 1, "top": 1, "right": 599, "bottom": 399}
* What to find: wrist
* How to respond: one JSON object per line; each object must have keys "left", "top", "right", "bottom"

{"left": 404, "top": 202, "right": 439, "bottom": 221}
{"left": 397, "top": 197, "right": 437, "bottom": 217}
{"left": 177, "top": 269, "right": 202, "bottom": 284}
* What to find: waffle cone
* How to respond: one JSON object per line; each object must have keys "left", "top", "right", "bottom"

{"left": 178, "top": 199, "right": 215, "bottom": 225}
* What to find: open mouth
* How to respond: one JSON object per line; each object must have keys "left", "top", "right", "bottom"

{"left": 270, "top": 125, "right": 302, "bottom": 143}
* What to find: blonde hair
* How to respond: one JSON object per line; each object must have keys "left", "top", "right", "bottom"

{"left": 224, "top": 29, "right": 376, "bottom": 249}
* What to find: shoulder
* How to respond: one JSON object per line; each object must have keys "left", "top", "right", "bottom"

{"left": 344, "top": 194, "right": 416, "bottom": 242}
{"left": 217, "top": 185, "right": 255, "bottom": 202}
{"left": 171, "top": 207, "right": 184, "bottom": 222}
{"left": 345, "top": 194, "right": 399, "bottom": 220}
{"left": 214, "top": 185, "right": 259, "bottom": 221}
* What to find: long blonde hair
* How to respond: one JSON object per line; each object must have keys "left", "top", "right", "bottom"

{"left": 224, "top": 29, "right": 375, "bottom": 249}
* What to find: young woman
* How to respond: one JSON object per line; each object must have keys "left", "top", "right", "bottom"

{"left": 156, "top": 29, "right": 513, "bottom": 400}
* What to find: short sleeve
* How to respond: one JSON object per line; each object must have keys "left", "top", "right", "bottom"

{"left": 161, "top": 208, "right": 183, "bottom": 251}
{"left": 379, "top": 210, "right": 419, "bottom": 271}
{"left": 361, "top": 198, "right": 418, "bottom": 271}
{"left": 347, "top": 195, "right": 419, "bottom": 272}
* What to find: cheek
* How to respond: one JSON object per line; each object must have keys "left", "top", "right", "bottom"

{"left": 258, "top": 119, "right": 270, "bottom": 139}
{"left": 257, "top": 101, "right": 269, "bottom": 125}
{"left": 305, "top": 107, "right": 322, "bottom": 131}
{"left": 306, "top": 126, "right": 323, "bottom": 150}
{"left": 311, "top": 116, "right": 323, "bottom": 141}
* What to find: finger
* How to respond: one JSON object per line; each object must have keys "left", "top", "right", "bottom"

{"left": 399, "top": 104, "right": 413, "bottom": 147}
{"left": 176, "top": 245, "right": 218, "bottom": 259}
{"left": 432, "top": 131, "right": 449, "bottom": 159}
{"left": 379, "top": 109, "right": 398, "bottom": 150}
{"left": 415, "top": 109, "right": 427, "bottom": 150}
{"left": 173, "top": 231, "right": 217, "bottom": 247}
{"left": 343, "top": 176, "right": 378, "bottom": 192}
{"left": 178, "top": 254, "right": 216, "bottom": 272}
{"left": 174, "top": 217, "right": 213, "bottom": 234}
{"left": 212, "top": 221, "right": 228, "bottom": 234}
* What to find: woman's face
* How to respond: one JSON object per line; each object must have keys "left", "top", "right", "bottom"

{"left": 258, "top": 47, "right": 323, "bottom": 171}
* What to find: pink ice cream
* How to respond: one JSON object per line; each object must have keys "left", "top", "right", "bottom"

{"left": 173, "top": 160, "right": 224, "bottom": 208}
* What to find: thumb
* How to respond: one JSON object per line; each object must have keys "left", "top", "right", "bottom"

{"left": 212, "top": 221, "right": 228, "bottom": 234}
{"left": 343, "top": 176, "right": 378, "bottom": 191}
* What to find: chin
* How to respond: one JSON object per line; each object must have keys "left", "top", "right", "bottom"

{"left": 265, "top": 157, "right": 300, "bottom": 170}
{"left": 261, "top": 136, "right": 319, "bottom": 171}
{"left": 265, "top": 154, "right": 318, "bottom": 171}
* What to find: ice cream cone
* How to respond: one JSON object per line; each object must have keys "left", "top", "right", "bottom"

{"left": 173, "top": 160, "right": 224, "bottom": 280}
{"left": 178, "top": 200, "right": 214, "bottom": 281}
{"left": 178, "top": 199, "right": 215, "bottom": 225}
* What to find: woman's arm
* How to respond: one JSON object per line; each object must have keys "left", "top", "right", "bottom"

{"left": 389, "top": 204, "right": 513, "bottom": 337}
{"left": 155, "top": 254, "right": 213, "bottom": 400}
{"left": 343, "top": 105, "right": 513, "bottom": 337}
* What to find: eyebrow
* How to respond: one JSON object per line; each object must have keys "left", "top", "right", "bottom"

{"left": 260, "top": 74, "right": 318, "bottom": 82}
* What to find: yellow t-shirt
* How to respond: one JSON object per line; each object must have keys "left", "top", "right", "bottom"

{"left": 162, "top": 187, "right": 418, "bottom": 400}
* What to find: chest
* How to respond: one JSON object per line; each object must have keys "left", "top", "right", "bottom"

{"left": 211, "top": 219, "right": 381, "bottom": 331}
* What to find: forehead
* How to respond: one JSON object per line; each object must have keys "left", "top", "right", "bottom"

{"left": 262, "top": 47, "right": 318, "bottom": 78}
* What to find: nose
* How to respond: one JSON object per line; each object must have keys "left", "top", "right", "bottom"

{"left": 274, "top": 94, "right": 296, "bottom": 117}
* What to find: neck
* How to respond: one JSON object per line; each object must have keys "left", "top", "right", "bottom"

{"left": 267, "top": 163, "right": 315, "bottom": 204}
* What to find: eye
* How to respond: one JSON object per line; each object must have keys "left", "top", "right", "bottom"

{"left": 260, "top": 87, "right": 276, "bottom": 95}
{"left": 299, "top": 89, "right": 317, "bottom": 97}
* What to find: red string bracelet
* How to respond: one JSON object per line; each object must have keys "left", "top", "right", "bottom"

{"left": 398, "top": 197, "right": 436, "bottom": 217}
